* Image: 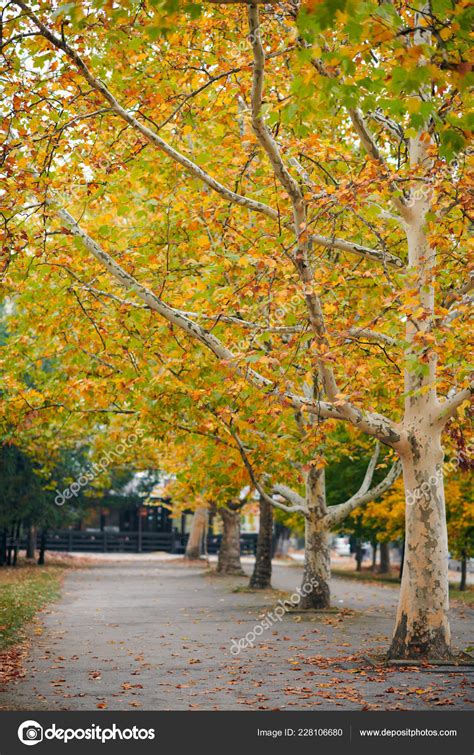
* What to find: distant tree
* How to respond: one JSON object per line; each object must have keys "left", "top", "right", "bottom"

{"left": 0, "top": 443, "right": 63, "bottom": 564}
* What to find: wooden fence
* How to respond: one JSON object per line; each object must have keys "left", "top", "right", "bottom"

{"left": 24, "top": 530, "right": 258, "bottom": 555}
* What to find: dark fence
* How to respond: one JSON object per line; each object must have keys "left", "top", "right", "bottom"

{"left": 32, "top": 530, "right": 258, "bottom": 556}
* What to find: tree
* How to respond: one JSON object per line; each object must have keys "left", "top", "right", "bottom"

{"left": 0, "top": 443, "right": 45, "bottom": 564}
{"left": 216, "top": 502, "right": 245, "bottom": 576}
{"left": 158, "top": 420, "right": 251, "bottom": 574}
{"left": 185, "top": 507, "right": 208, "bottom": 560}
{"left": 235, "top": 428, "right": 399, "bottom": 607}
{"left": 154, "top": 379, "right": 399, "bottom": 598}
{"left": 446, "top": 477, "right": 474, "bottom": 592}
{"left": 249, "top": 494, "right": 273, "bottom": 589}
{"left": 0, "top": 442, "right": 87, "bottom": 564}
{"left": 3, "top": 0, "right": 471, "bottom": 658}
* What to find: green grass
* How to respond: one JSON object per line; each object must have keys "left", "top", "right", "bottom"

{"left": 332, "top": 567, "right": 400, "bottom": 584}
{"left": 0, "top": 562, "right": 66, "bottom": 650}
{"left": 231, "top": 585, "right": 287, "bottom": 597}
{"left": 449, "top": 588, "right": 474, "bottom": 606}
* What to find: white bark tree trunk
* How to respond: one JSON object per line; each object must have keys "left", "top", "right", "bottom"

{"left": 185, "top": 507, "right": 208, "bottom": 560}
{"left": 217, "top": 507, "right": 244, "bottom": 575}
{"left": 390, "top": 428, "right": 451, "bottom": 658}
{"left": 299, "top": 467, "right": 331, "bottom": 609}
{"left": 269, "top": 449, "right": 399, "bottom": 611}
{"left": 388, "top": 59, "right": 453, "bottom": 657}
{"left": 300, "top": 513, "right": 331, "bottom": 609}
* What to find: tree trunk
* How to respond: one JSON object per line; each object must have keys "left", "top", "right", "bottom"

{"left": 274, "top": 525, "right": 290, "bottom": 557}
{"left": 0, "top": 529, "right": 6, "bottom": 566}
{"left": 6, "top": 525, "right": 15, "bottom": 566}
{"left": 26, "top": 525, "right": 36, "bottom": 559}
{"left": 299, "top": 468, "right": 331, "bottom": 609}
{"left": 371, "top": 539, "right": 377, "bottom": 572}
{"left": 184, "top": 507, "right": 208, "bottom": 560}
{"left": 355, "top": 543, "right": 363, "bottom": 572}
{"left": 217, "top": 507, "right": 244, "bottom": 575}
{"left": 379, "top": 541, "right": 390, "bottom": 574}
{"left": 390, "top": 107, "right": 452, "bottom": 660}
{"left": 299, "top": 514, "right": 331, "bottom": 609}
{"left": 12, "top": 523, "right": 20, "bottom": 566}
{"left": 460, "top": 550, "right": 467, "bottom": 592}
{"left": 399, "top": 538, "right": 405, "bottom": 580}
{"left": 37, "top": 529, "right": 47, "bottom": 565}
{"left": 389, "top": 434, "right": 451, "bottom": 660}
{"left": 249, "top": 494, "right": 273, "bottom": 589}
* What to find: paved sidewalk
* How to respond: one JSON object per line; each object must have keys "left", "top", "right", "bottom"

{"left": 0, "top": 561, "right": 472, "bottom": 711}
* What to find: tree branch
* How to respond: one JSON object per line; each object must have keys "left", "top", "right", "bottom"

{"left": 249, "top": 11, "right": 404, "bottom": 433}
{"left": 310, "top": 234, "right": 404, "bottom": 269}
{"left": 444, "top": 272, "right": 474, "bottom": 308}
{"left": 247, "top": 8, "right": 342, "bottom": 403}
{"left": 248, "top": 5, "right": 302, "bottom": 205}
{"left": 368, "top": 110, "right": 405, "bottom": 141}
{"left": 357, "top": 442, "right": 380, "bottom": 496}
{"left": 435, "top": 383, "right": 473, "bottom": 426}
{"left": 59, "top": 201, "right": 401, "bottom": 442}
{"left": 73, "top": 286, "right": 301, "bottom": 333}
{"left": 347, "top": 327, "right": 397, "bottom": 347}
{"left": 347, "top": 108, "right": 412, "bottom": 223}
{"left": 310, "top": 53, "right": 411, "bottom": 223}
{"left": 22, "top": 1, "right": 401, "bottom": 444}
{"left": 46, "top": 196, "right": 351, "bottom": 424}
{"left": 14, "top": 1, "right": 278, "bottom": 221}
{"left": 231, "top": 431, "right": 306, "bottom": 515}
{"left": 271, "top": 483, "right": 306, "bottom": 509}
{"left": 327, "top": 456, "right": 402, "bottom": 527}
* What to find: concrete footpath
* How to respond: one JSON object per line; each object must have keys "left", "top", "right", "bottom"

{"left": 0, "top": 560, "right": 472, "bottom": 711}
